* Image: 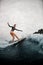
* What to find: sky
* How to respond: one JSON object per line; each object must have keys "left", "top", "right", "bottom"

{"left": 0, "top": 0, "right": 43, "bottom": 40}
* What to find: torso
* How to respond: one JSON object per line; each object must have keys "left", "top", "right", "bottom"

{"left": 11, "top": 27, "right": 15, "bottom": 31}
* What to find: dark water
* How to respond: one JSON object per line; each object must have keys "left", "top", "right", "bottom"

{"left": 0, "top": 34, "right": 43, "bottom": 64}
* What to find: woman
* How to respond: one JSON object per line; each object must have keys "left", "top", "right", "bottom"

{"left": 7, "top": 22, "right": 22, "bottom": 42}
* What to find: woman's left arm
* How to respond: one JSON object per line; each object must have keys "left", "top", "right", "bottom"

{"left": 15, "top": 28, "right": 23, "bottom": 32}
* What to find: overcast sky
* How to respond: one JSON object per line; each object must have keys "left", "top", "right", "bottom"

{"left": 0, "top": 0, "right": 43, "bottom": 39}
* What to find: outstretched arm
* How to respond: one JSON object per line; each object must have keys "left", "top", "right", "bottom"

{"left": 7, "top": 23, "right": 12, "bottom": 27}
{"left": 15, "top": 28, "right": 23, "bottom": 32}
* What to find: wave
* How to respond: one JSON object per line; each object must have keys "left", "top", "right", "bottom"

{"left": 0, "top": 34, "right": 43, "bottom": 63}
{"left": 0, "top": 34, "right": 43, "bottom": 53}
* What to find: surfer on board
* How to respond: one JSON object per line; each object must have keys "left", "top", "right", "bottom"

{"left": 7, "top": 22, "right": 22, "bottom": 42}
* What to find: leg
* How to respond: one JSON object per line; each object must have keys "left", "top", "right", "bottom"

{"left": 10, "top": 31, "right": 15, "bottom": 41}
{"left": 14, "top": 33, "right": 19, "bottom": 40}
{"left": 12, "top": 34, "right": 15, "bottom": 41}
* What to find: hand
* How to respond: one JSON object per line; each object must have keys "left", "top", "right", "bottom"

{"left": 7, "top": 22, "right": 9, "bottom": 24}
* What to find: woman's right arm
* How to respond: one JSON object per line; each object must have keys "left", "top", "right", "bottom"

{"left": 7, "top": 22, "right": 12, "bottom": 27}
